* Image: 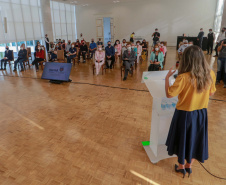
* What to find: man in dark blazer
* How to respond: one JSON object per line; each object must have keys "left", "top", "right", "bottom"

{"left": 122, "top": 44, "right": 136, "bottom": 81}
{"left": 13, "top": 44, "right": 27, "bottom": 72}
{"left": 197, "top": 28, "right": 204, "bottom": 49}
{"left": 0, "top": 46, "right": 13, "bottom": 70}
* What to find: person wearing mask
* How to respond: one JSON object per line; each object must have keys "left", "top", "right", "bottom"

{"left": 214, "top": 28, "right": 226, "bottom": 57}
{"left": 130, "top": 32, "right": 135, "bottom": 43}
{"left": 31, "top": 46, "right": 44, "bottom": 72}
{"left": 13, "top": 44, "right": 27, "bottom": 72}
{"left": 160, "top": 42, "right": 167, "bottom": 57}
{"left": 97, "top": 38, "right": 104, "bottom": 48}
{"left": 0, "top": 46, "right": 13, "bottom": 70}
{"left": 95, "top": 45, "right": 105, "bottom": 75}
{"left": 81, "top": 38, "right": 85, "bottom": 44}
{"left": 122, "top": 44, "right": 136, "bottom": 81}
{"left": 67, "top": 44, "right": 77, "bottom": 64}
{"left": 80, "top": 42, "right": 88, "bottom": 63}
{"left": 152, "top": 28, "right": 160, "bottom": 46}
{"left": 121, "top": 39, "right": 127, "bottom": 55}
{"left": 34, "top": 42, "right": 40, "bottom": 58}
{"left": 65, "top": 40, "right": 72, "bottom": 53}
{"left": 207, "top": 29, "right": 215, "bottom": 55}
{"left": 165, "top": 46, "right": 216, "bottom": 178}
{"left": 216, "top": 40, "right": 226, "bottom": 88}
{"left": 89, "top": 39, "right": 97, "bottom": 59}
{"left": 142, "top": 39, "right": 148, "bottom": 55}
{"left": 75, "top": 39, "right": 81, "bottom": 48}
{"left": 105, "top": 41, "right": 115, "bottom": 69}
{"left": 58, "top": 39, "right": 62, "bottom": 44}
{"left": 45, "top": 34, "right": 50, "bottom": 52}
{"left": 197, "top": 28, "right": 204, "bottom": 49}
{"left": 58, "top": 43, "right": 62, "bottom": 50}
{"left": 136, "top": 41, "right": 142, "bottom": 64}
{"left": 114, "top": 40, "right": 121, "bottom": 60}
{"left": 148, "top": 44, "right": 164, "bottom": 71}
{"left": 188, "top": 41, "right": 193, "bottom": 46}
{"left": 49, "top": 42, "right": 55, "bottom": 52}
{"left": 61, "top": 40, "right": 66, "bottom": 50}
{"left": 178, "top": 40, "right": 189, "bottom": 54}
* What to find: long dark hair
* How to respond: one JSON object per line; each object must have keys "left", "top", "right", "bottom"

{"left": 179, "top": 45, "right": 212, "bottom": 93}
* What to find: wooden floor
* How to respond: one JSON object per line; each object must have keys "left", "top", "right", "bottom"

{"left": 0, "top": 47, "right": 225, "bottom": 185}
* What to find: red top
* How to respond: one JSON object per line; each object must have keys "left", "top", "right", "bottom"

{"left": 36, "top": 50, "right": 45, "bottom": 59}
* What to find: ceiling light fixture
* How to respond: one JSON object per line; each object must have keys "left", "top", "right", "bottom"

{"left": 113, "top": 1, "right": 120, "bottom": 3}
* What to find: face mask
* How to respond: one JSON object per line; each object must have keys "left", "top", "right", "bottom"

{"left": 21, "top": 47, "right": 23, "bottom": 50}
{"left": 38, "top": 47, "right": 40, "bottom": 50}
{"left": 6, "top": 48, "right": 9, "bottom": 50}
{"left": 127, "top": 47, "right": 131, "bottom": 51}
{"left": 108, "top": 44, "right": 111, "bottom": 46}
{"left": 155, "top": 48, "right": 159, "bottom": 51}
{"left": 184, "top": 44, "right": 188, "bottom": 47}
{"left": 72, "top": 45, "right": 74, "bottom": 47}
{"left": 98, "top": 48, "right": 102, "bottom": 51}
{"left": 116, "top": 42, "right": 119, "bottom": 44}
{"left": 200, "top": 30, "right": 203, "bottom": 32}
{"left": 131, "top": 46, "right": 135, "bottom": 49}
{"left": 137, "top": 43, "right": 139, "bottom": 46}
{"left": 92, "top": 41, "right": 94, "bottom": 43}
{"left": 68, "top": 42, "right": 71, "bottom": 44}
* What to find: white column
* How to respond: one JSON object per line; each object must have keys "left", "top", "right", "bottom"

{"left": 40, "top": 0, "right": 53, "bottom": 41}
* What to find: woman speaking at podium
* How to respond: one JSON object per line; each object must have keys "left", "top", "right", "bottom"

{"left": 164, "top": 46, "right": 216, "bottom": 178}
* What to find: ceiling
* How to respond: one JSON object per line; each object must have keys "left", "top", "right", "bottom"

{"left": 53, "top": 0, "right": 141, "bottom": 6}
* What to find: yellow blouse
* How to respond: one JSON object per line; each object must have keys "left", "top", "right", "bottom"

{"left": 168, "top": 70, "right": 216, "bottom": 111}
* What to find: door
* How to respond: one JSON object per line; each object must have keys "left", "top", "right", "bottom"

{"left": 96, "top": 18, "right": 104, "bottom": 42}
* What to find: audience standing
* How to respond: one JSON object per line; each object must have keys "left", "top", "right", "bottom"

{"left": 197, "top": 28, "right": 204, "bottom": 49}
{"left": 45, "top": 34, "right": 50, "bottom": 52}
{"left": 152, "top": 28, "right": 160, "bottom": 46}
{"left": 207, "top": 29, "right": 215, "bottom": 55}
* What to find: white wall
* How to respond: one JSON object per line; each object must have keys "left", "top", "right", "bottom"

{"left": 75, "top": 0, "right": 217, "bottom": 46}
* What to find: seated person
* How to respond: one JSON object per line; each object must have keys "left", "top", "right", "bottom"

{"left": 34, "top": 42, "right": 41, "bottom": 58}
{"left": 61, "top": 40, "right": 66, "bottom": 50}
{"left": 105, "top": 41, "right": 115, "bottom": 69}
{"left": 178, "top": 40, "right": 189, "bottom": 54}
{"left": 58, "top": 43, "right": 62, "bottom": 50}
{"left": 65, "top": 40, "right": 72, "bottom": 58}
{"left": 95, "top": 45, "right": 105, "bottom": 75}
{"left": 0, "top": 46, "right": 13, "bottom": 70}
{"left": 148, "top": 44, "right": 164, "bottom": 71}
{"left": 188, "top": 41, "right": 194, "bottom": 46}
{"left": 121, "top": 39, "right": 127, "bottom": 54}
{"left": 80, "top": 42, "right": 88, "bottom": 63}
{"left": 136, "top": 41, "right": 142, "bottom": 64}
{"left": 13, "top": 44, "right": 27, "bottom": 72}
{"left": 97, "top": 38, "right": 104, "bottom": 48}
{"left": 75, "top": 39, "right": 81, "bottom": 48}
{"left": 89, "top": 39, "right": 97, "bottom": 58}
{"left": 31, "top": 46, "right": 45, "bottom": 72}
{"left": 114, "top": 40, "right": 121, "bottom": 60}
{"left": 160, "top": 42, "right": 167, "bottom": 56}
{"left": 67, "top": 44, "right": 77, "bottom": 64}
{"left": 49, "top": 42, "right": 55, "bottom": 52}
{"left": 122, "top": 44, "right": 136, "bottom": 81}
{"left": 131, "top": 43, "right": 137, "bottom": 58}
{"left": 156, "top": 41, "right": 164, "bottom": 53}
{"left": 142, "top": 39, "right": 148, "bottom": 54}
{"left": 50, "top": 44, "right": 59, "bottom": 61}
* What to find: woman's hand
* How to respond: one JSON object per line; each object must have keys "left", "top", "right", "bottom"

{"left": 166, "top": 66, "right": 176, "bottom": 78}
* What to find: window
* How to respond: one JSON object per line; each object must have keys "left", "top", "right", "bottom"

{"left": 50, "top": 1, "right": 77, "bottom": 42}
{"left": 213, "top": 0, "right": 225, "bottom": 41}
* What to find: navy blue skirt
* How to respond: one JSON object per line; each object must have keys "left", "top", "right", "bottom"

{"left": 166, "top": 108, "right": 208, "bottom": 164}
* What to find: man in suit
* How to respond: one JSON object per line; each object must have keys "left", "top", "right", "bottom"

{"left": 207, "top": 29, "right": 215, "bottom": 55}
{"left": 13, "top": 44, "right": 27, "bottom": 72}
{"left": 0, "top": 46, "right": 13, "bottom": 70}
{"left": 122, "top": 44, "right": 136, "bottom": 81}
{"left": 197, "top": 28, "right": 204, "bottom": 49}
{"left": 105, "top": 41, "right": 115, "bottom": 69}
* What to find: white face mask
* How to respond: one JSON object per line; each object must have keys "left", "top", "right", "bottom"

{"left": 131, "top": 46, "right": 135, "bottom": 48}
{"left": 72, "top": 45, "right": 74, "bottom": 47}
{"left": 98, "top": 48, "right": 102, "bottom": 51}
{"left": 184, "top": 44, "right": 188, "bottom": 47}
{"left": 137, "top": 43, "right": 139, "bottom": 46}
{"left": 116, "top": 42, "right": 119, "bottom": 44}
{"left": 38, "top": 47, "right": 40, "bottom": 50}
{"left": 127, "top": 47, "right": 131, "bottom": 51}
{"left": 155, "top": 48, "right": 159, "bottom": 51}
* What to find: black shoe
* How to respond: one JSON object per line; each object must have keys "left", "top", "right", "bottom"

{"left": 185, "top": 168, "right": 192, "bottom": 177}
{"left": 129, "top": 70, "right": 132, "bottom": 74}
{"left": 13, "top": 69, "right": 16, "bottom": 72}
{"left": 21, "top": 69, "right": 24, "bottom": 72}
{"left": 175, "top": 164, "right": 186, "bottom": 178}
{"left": 123, "top": 77, "right": 127, "bottom": 81}
{"left": 110, "top": 67, "right": 112, "bottom": 69}
{"left": 213, "top": 55, "right": 218, "bottom": 57}
{"left": 0, "top": 68, "right": 2, "bottom": 70}
{"left": 3, "top": 68, "right": 6, "bottom": 70}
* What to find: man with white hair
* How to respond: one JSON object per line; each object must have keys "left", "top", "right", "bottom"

{"left": 178, "top": 40, "right": 189, "bottom": 54}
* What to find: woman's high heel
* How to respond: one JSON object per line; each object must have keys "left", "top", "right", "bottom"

{"left": 185, "top": 168, "right": 192, "bottom": 177}
{"left": 175, "top": 164, "right": 186, "bottom": 178}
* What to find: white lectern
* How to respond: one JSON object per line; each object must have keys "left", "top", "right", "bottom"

{"left": 141, "top": 71, "right": 177, "bottom": 164}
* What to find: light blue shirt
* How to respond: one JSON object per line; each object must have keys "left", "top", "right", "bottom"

{"left": 178, "top": 44, "right": 189, "bottom": 53}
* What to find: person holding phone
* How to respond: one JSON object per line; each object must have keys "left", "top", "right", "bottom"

{"left": 148, "top": 44, "right": 164, "bottom": 71}
{"left": 216, "top": 39, "right": 226, "bottom": 88}
{"left": 165, "top": 46, "right": 216, "bottom": 178}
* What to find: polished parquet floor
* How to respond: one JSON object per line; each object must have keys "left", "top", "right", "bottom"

{"left": 0, "top": 47, "right": 226, "bottom": 185}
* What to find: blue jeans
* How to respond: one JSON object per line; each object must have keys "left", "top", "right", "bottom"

{"left": 217, "top": 58, "right": 226, "bottom": 84}
{"left": 14, "top": 58, "right": 24, "bottom": 70}
{"left": 67, "top": 54, "right": 76, "bottom": 63}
